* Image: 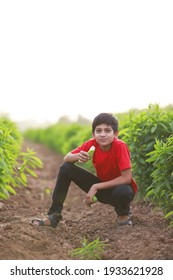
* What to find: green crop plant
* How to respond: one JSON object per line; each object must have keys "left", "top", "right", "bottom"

{"left": 70, "top": 237, "right": 108, "bottom": 260}
{"left": 0, "top": 117, "right": 43, "bottom": 199}
{"left": 13, "top": 148, "right": 43, "bottom": 188}
{"left": 119, "top": 104, "right": 173, "bottom": 197}
{"left": 146, "top": 134, "right": 173, "bottom": 225}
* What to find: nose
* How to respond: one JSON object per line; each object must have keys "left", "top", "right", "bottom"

{"left": 100, "top": 130, "right": 106, "bottom": 137}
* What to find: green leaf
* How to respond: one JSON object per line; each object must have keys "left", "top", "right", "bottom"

{"left": 151, "top": 126, "right": 157, "bottom": 133}
{"left": 0, "top": 192, "right": 8, "bottom": 199}
{"left": 165, "top": 211, "right": 173, "bottom": 219}
{"left": 5, "top": 185, "right": 16, "bottom": 195}
{"left": 20, "top": 172, "right": 27, "bottom": 183}
{"left": 25, "top": 167, "right": 37, "bottom": 177}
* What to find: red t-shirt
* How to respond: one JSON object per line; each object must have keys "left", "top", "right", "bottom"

{"left": 71, "top": 138, "right": 138, "bottom": 193}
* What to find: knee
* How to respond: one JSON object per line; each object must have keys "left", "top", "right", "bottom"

{"left": 113, "top": 185, "right": 134, "bottom": 201}
{"left": 59, "top": 162, "right": 74, "bottom": 175}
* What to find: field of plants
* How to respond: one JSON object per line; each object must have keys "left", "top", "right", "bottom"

{"left": 0, "top": 104, "right": 173, "bottom": 260}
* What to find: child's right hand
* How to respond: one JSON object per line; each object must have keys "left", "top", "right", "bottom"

{"left": 78, "top": 150, "right": 90, "bottom": 163}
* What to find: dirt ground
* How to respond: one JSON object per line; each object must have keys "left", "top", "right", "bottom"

{"left": 0, "top": 139, "right": 173, "bottom": 260}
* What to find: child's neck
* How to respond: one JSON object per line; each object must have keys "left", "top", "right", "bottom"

{"left": 100, "top": 144, "right": 112, "bottom": 151}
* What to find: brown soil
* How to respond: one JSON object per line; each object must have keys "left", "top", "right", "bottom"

{"left": 0, "top": 140, "right": 173, "bottom": 260}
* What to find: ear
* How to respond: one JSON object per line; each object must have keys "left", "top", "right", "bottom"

{"left": 114, "top": 131, "right": 119, "bottom": 138}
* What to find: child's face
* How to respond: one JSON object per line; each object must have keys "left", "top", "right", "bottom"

{"left": 93, "top": 124, "right": 118, "bottom": 150}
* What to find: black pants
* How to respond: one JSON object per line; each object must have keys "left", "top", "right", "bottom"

{"left": 48, "top": 162, "right": 135, "bottom": 216}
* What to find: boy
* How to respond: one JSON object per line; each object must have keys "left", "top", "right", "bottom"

{"left": 32, "top": 113, "right": 137, "bottom": 228}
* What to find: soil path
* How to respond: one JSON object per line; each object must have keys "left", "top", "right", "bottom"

{"left": 0, "top": 140, "right": 173, "bottom": 260}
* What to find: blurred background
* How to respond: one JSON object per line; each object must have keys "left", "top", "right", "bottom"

{"left": 0, "top": 0, "right": 172, "bottom": 129}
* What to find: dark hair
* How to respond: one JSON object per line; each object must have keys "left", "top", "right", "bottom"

{"left": 92, "top": 113, "right": 118, "bottom": 133}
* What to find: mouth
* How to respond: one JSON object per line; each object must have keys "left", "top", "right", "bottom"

{"left": 99, "top": 139, "right": 107, "bottom": 143}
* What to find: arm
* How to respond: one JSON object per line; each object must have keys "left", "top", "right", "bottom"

{"left": 86, "top": 168, "right": 132, "bottom": 205}
{"left": 64, "top": 152, "right": 78, "bottom": 163}
{"left": 64, "top": 151, "right": 90, "bottom": 163}
{"left": 95, "top": 168, "right": 132, "bottom": 189}
{"left": 64, "top": 139, "right": 94, "bottom": 163}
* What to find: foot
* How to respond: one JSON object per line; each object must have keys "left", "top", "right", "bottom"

{"left": 32, "top": 217, "right": 51, "bottom": 226}
{"left": 117, "top": 215, "right": 132, "bottom": 226}
{"left": 32, "top": 212, "right": 62, "bottom": 228}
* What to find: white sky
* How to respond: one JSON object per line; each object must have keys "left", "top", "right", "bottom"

{"left": 0, "top": 0, "right": 173, "bottom": 125}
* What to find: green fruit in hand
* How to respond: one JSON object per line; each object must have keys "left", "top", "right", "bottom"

{"left": 92, "top": 195, "right": 97, "bottom": 203}
{"left": 88, "top": 146, "right": 95, "bottom": 158}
